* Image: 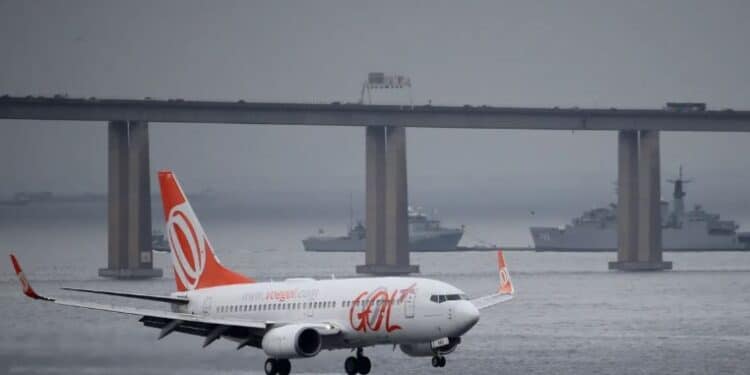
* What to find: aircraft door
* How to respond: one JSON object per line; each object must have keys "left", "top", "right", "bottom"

{"left": 404, "top": 292, "right": 416, "bottom": 319}
{"left": 202, "top": 296, "right": 212, "bottom": 314}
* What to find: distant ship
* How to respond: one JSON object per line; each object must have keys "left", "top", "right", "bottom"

{"left": 152, "top": 230, "right": 170, "bottom": 252}
{"left": 303, "top": 206, "right": 464, "bottom": 252}
{"left": 531, "top": 167, "right": 749, "bottom": 251}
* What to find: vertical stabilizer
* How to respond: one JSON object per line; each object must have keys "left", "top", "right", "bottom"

{"left": 158, "top": 170, "right": 253, "bottom": 292}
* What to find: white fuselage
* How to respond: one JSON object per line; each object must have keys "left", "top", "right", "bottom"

{"left": 176, "top": 277, "right": 480, "bottom": 348}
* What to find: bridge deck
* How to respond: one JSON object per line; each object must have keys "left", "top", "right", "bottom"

{"left": 2, "top": 96, "right": 750, "bottom": 131}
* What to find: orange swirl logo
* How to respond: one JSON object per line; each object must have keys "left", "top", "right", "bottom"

{"left": 166, "top": 203, "right": 207, "bottom": 290}
{"left": 499, "top": 268, "right": 512, "bottom": 294}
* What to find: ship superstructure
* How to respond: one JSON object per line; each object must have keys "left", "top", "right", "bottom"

{"left": 303, "top": 207, "right": 464, "bottom": 252}
{"left": 531, "top": 167, "right": 747, "bottom": 251}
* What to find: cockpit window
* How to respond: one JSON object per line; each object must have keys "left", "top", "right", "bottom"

{"left": 430, "top": 294, "right": 466, "bottom": 303}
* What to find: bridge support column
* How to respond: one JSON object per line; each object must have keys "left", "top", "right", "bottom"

{"left": 609, "top": 130, "right": 672, "bottom": 271}
{"left": 363, "top": 126, "right": 386, "bottom": 267}
{"left": 357, "top": 126, "right": 419, "bottom": 275}
{"left": 99, "top": 121, "right": 163, "bottom": 279}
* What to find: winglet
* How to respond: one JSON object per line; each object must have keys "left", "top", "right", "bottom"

{"left": 9, "top": 254, "right": 52, "bottom": 301}
{"left": 497, "top": 250, "right": 514, "bottom": 295}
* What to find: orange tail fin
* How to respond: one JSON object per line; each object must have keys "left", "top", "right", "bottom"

{"left": 158, "top": 170, "right": 253, "bottom": 292}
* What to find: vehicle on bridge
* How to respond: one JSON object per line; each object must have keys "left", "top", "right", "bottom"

{"left": 10, "top": 170, "right": 514, "bottom": 375}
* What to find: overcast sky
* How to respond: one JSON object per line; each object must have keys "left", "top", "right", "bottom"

{"left": 1, "top": 1, "right": 750, "bottom": 213}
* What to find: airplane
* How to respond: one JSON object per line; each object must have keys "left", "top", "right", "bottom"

{"left": 9, "top": 170, "right": 514, "bottom": 375}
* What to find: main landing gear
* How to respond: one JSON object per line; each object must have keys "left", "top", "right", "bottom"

{"left": 431, "top": 355, "right": 446, "bottom": 368}
{"left": 264, "top": 358, "right": 291, "bottom": 375}
{"left": 344, "top": 347, "right": 372, "bottom": 375}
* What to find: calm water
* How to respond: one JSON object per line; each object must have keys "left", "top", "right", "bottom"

{"left": 1, "top": 201, "right": 749, "bottom": 374}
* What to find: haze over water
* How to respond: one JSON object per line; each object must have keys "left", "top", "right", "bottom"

{"left": 1, "top": 200, "right": 749, "bottom": 374}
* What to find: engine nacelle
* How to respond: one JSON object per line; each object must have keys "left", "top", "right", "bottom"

{"left": 261, "top": 324, "right": 322, "bottom": 359}
{"left": 400, "top": 337, "right": 461, "bottom": 357}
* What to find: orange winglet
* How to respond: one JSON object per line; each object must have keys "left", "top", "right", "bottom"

{"left": 9, "top": 254, "right": 50, "bottom": 300}
{"left": 497, "top": 250, "right": 514, "bottom": 295}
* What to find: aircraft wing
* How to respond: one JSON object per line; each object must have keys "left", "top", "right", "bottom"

{"left": 471, "top": 250, "right": 515, "bottom": 310}
{"left": 10, "top": 254, "right": 339, "bottom": 349}
{"left": 61, "top": 287, "right": 190, "bottom": 305}
{"left": 471, "top": 292, "right": 513, "bottom": 310}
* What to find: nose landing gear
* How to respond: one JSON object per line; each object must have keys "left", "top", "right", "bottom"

{"left": 344, "top": 347, "right": 372, "bottom": 375}
{"left": 431, "top": 355, "right": 446, "bottom": 368}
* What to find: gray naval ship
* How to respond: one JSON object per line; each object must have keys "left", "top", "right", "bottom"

{"left": 303, "top": 207, "right": 464, "bottom": 252}
{"left": 531, "top": 168, "right": 749, "bottom": 251}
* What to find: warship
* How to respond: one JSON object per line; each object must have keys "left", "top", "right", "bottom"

{"left": 151, "top": 230, "right": 170, "bottom": 252}
{"left": 531, "top": 168, "right": 749, "bottom": 251}
{"left": 303, "top": 206, "right": 464, "bottom": 252}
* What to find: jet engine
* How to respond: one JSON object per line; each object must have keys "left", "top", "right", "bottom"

{"left": 261, "top": 324, "right": 322, "bottom": 358}
{"left": 400, "top": 337, "right": 461, "bottom": 357}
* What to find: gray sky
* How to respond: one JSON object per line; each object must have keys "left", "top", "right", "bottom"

{"left": 1, "top": 1, "right": 750, "bottom": 213}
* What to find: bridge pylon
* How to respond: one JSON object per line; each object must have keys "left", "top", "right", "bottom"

{"left": 98, "top": 120, "right": 163, "bottom": 279}
{"left": 609, "top": 130, "right": 672, "bottom": 271}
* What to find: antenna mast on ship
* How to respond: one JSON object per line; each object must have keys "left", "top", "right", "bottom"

{"left": 348, "top": 192, "right": 354, "bottom": 232}
{"left": 667, "top": 165, "right": 693, "bottom": 227}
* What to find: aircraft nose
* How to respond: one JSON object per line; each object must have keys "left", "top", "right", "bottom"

{"left": 457, "top": 301, "right": 480, "bottom": 331}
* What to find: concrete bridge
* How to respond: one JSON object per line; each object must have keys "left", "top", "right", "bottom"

{"left": 3, "top": 96, "right": 750, "bottom": 277}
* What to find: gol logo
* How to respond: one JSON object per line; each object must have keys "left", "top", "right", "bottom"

{"left": 166, "top": 202, "right": 207, "bottom": 290}
{"left": 349, "top": 283, "right": 416, "bottom": 333}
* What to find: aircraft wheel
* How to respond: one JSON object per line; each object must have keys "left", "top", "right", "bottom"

{"left": 264, "top": 358, "right": 278, "bottom": 375}
{"left": 439, "top": 356, "right": 446, "bottom": 367}
{"left": 344, "top": 356, "right": 358, "bottom": 375}
{"left": 431, "top": 356, "right": 441, "bottom": 368}
{"left": 277, "top": 359, "right": 291, "bottom": 375}
{"left": 357, "top": 356, "right": 371, "bottom": 375}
